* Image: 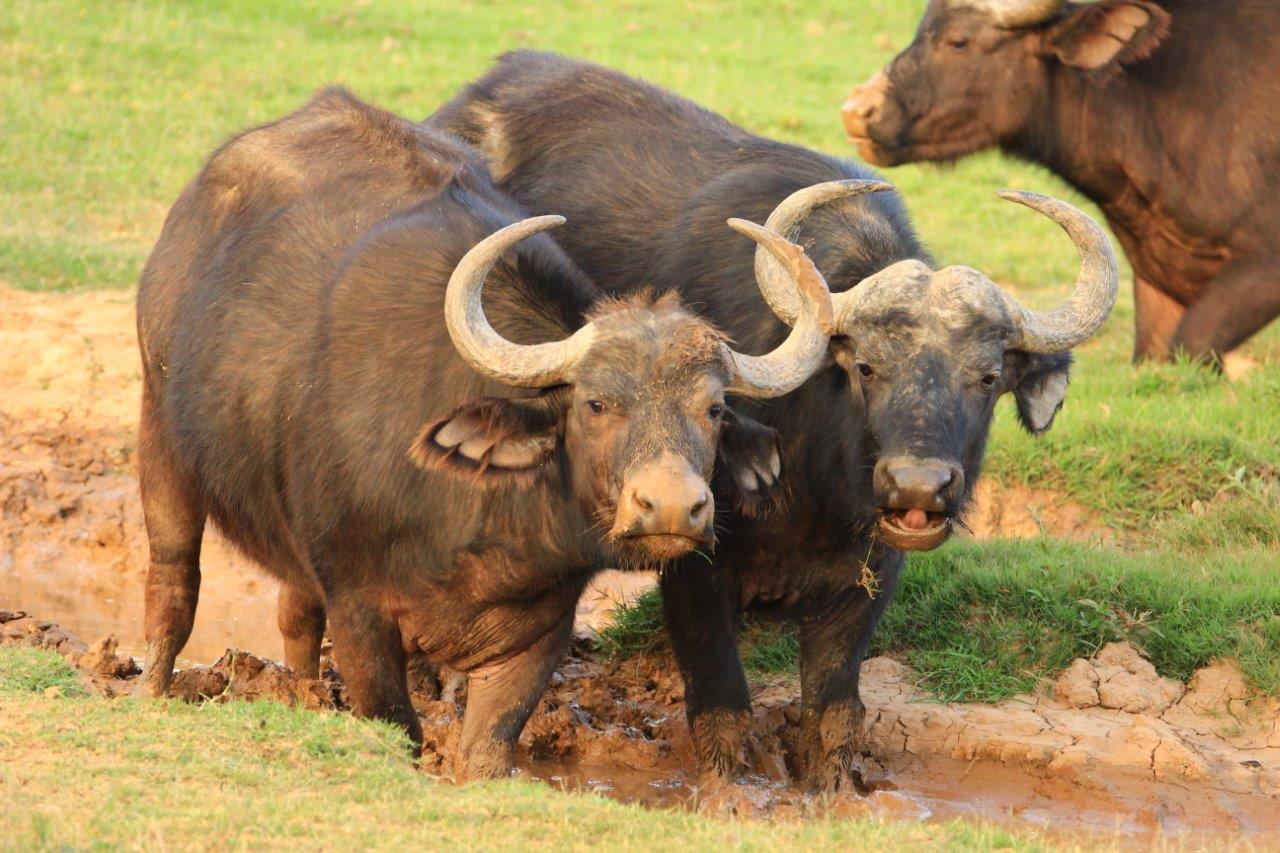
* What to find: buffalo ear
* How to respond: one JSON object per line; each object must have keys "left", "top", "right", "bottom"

{"left": 1044, "top": 1, "right": 1171, "bottom": 72}
{"left": 715, "top": 407, "right": 784, "bottom": 518}
{"left": 1009, "top": 352, "right": 1072, "bottom": 435}
{"left": 410, "top": 389, "right": 567, "bottom": 487}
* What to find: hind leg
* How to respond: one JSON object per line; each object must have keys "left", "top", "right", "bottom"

{"left": 135, "top": 391, "right": 206, "bottom": 697}
{"left": 278, "top": 581, "right": 325, "bottom": 678}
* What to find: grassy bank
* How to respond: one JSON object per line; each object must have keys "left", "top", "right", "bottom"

{"left": 602, "top": 539, "right": 1280, "bottom": 702}
{"left": 4, "top": 0, "right": 1091, "bottom": 294}
{"left": 0, "top": 648, "right": 1059, "bottom": 851}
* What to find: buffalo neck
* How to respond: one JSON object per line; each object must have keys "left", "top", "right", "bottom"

{"left": 1001, "top": 68, "right": 1155, "bottom": 215}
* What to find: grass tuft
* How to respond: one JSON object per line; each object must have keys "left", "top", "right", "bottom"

{"left": 0, "top": 647, "right": 87, "bottom": 696}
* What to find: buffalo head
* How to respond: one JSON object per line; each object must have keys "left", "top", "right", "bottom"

{"left": 842, "top": 0, "right": 1171, "bottom": 167}
{"left": 749, "top": 182, "right": 1117, "bottom": 550}
{"left": 414, "top": 215, "right": 835, "bottom": 566}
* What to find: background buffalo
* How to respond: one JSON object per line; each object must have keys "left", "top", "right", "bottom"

{"left": 843, "top": 0, "right": 1280, "bottom": 364}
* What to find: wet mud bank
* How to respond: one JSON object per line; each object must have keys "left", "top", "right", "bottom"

{"left": 3, "top": 609, "right": 1277, "bottom": 843}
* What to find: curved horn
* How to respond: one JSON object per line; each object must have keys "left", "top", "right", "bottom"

{"left": 950, "top": 0, "right": 1065, "bottom": 28}
{"left": 995, "top": 191, "right": 1118, "bottom": 353}
{"left": 444, "top": 215, "right": 596, "bottom": 387}
{"left": 753, "top": 179, "right": 893, "bottom": 325}
{"left": 723, "top": 219, "right": 834, "bottom": 398}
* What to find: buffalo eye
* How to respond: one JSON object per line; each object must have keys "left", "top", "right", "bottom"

{"left": 979, "top": 372, "right": 1000, "bottom": 392}
{"left": 587, "top": 400, "right": 606, "bottom": 415}
{"left": 708, "top": 403, "right": 724, "bottom": 421}
{"left": 856, "top": 362, "right": 875, "bottom": 380}
{"left": 948, "top": 36, "right": 970, "bottom": 50}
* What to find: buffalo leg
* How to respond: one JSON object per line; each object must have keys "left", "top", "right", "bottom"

{"left": 1132, "top": 276, "right": 1185, "bottom": 362}
{"left": 277, "top": 581, "right": 326, "bottom": 679}
{"left": 327, "top": 594, "right": 422, "bottom": 752}
{"left": 795, "top": 554, "right": 902, "bottom": 793}
{"left": 135, "top": 390, "right": 206, "bottom": 698}
{"left": 660, "top": 560, "right": 751, "bottom": 786}
{"left": 1172, "top": 254, "right": 1280, "bottom": 363}
{"left": 456, "top": 613, "right": 573, "bottom": 780}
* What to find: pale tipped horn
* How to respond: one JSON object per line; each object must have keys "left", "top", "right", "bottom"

{"left": 723, "top": 218, "right": 834, "bottom": 398}
{"left": 995, "top": 190, "right": 1118, "bottom": 353}
{"left": 444, "top": 215, "right": 596, "bottom": 387}
{"left": 948, "top": 0, "right": 1065, "bottom": 28}
{"left": 752, "top": 179, "right": 894, "bottom": 325}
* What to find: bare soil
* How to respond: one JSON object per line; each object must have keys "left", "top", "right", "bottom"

{"left": 2, "top": 287, "right": 1277, "bottom": 844}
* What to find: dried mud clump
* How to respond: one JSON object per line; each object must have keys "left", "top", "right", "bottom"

{"left": 1053, "top": 641, "right": 1184, "bottom": 713}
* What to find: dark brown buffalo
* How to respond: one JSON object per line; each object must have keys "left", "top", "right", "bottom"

{"left": 429, "top": 51, "right": 1117, "bottom": 791}
{"left": 843, "top": 0, "right": 1280, "bottom": 362}
{"left": 132, "top": 88, "right": 835, "bottom": 778}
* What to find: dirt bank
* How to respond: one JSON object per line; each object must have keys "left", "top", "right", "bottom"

{"left": 2, "top": 287, "right": 1277, "bottom": 843}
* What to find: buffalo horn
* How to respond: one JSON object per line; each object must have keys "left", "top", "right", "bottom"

{"left": 992, "top": 190, "right": 1118, "bottom": 353}
{"left": 750, "top": 179, "right": 894, "bottom": 325}
{"left": 444, "top": 215, "right": 597, "bottom": 387}
{"left": 723, "top": 218, "right": 835, "bottom": 398}
{"left": 948, "top": 0, "right": 1066, "bottom": 28}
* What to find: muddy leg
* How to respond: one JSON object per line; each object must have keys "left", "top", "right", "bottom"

{"left": 277, "top": 581, "right": 325, "bottom": 678}
{"left": 456, "top": 614, "right": 573, "bottom": 781}
{"left": 796, "top": 552, "right": 902, "bottom": 794}
{"left": 135, "top": 392, "right": 206, "bottom": 698}
{"left": 1132, "top": 276, "right": 1186, "bottom": 362}
{"left": 327, "top": 594, "right": 421, "bottom": 752}
{"left": 660, "top": 559, "right": 750, "bottom": 786}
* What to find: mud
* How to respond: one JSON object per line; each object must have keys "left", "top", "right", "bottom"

{"left": 2, "top": 287, "right": 1278, "bottom": 844}
{"left": 4, "top": 610, "right": 1277, "bottom": 843}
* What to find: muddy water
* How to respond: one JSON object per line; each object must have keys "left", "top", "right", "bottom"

{"left": 2, "top": 287, "right": 1278, "bottom": 846}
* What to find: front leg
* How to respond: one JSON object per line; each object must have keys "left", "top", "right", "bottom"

{"left": 660, "top": 559, "right": 751, "bottom": 786}
{"left": 327, "top": 593, "right": 422, "bottom": 752}
{"left": 795, "top": 551, "right": 902, "bottom": 794}
{"left": 456, "top": 612, "right": 573, "bottom": 780}
{"left": 1172, "top": 252, "right": 1280, "bottom": 363}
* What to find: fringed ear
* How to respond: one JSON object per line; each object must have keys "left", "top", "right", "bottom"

{"left": 1011, "top": 352, "right": 1073, "bottom": 435}
{"left": 1043, "top": 1, "right": 1171, "bottom": 74}
{"left": 715, "top": 407, "right": 785, "bottom": 518}
{"left": 410, "top": 389, "right": 567, "bottom": 488}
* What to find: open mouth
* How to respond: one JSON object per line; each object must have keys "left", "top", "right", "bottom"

{"left": 878, "top": 508, "right": 952, "bottom": 551}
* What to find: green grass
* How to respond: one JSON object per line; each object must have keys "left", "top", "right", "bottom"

{"left": 0, "top": 647, "right": 87, "bottom": 696}
{"left": 0, "top": 0, "right": 1112, "bottom": 295}
{"left": 0, "top": 649, "right": 1066, "bottom": 852}
{"left": 602, "top": 538, "right": 1280, "bottom": 702}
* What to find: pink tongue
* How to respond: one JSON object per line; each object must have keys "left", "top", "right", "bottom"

{"left": 901, "top": 508, "right": 929, "bottom": 531}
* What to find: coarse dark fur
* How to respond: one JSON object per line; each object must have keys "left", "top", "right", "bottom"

{"left": 849, "top": 0, "right": 1280, "bottom": 362}
{"left": 428, "top": 51, "right": 1075, "bottom": 791}
{"left": 133, "top": 87, "right": 783, "bottom": 780}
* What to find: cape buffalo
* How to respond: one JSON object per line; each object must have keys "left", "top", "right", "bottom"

{"left": 843, "top": 0, "right": 1280, "bottom": 363}
{"left": 133, "top": 87, "right": 836, "bottom": 779}
{"left": 429, "top": 51, "right": 1117, "bottom": 790}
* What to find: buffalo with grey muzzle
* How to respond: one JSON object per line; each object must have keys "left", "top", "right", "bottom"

{"left": 429, "top": 51, "right": 1118, "bottom": 790}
